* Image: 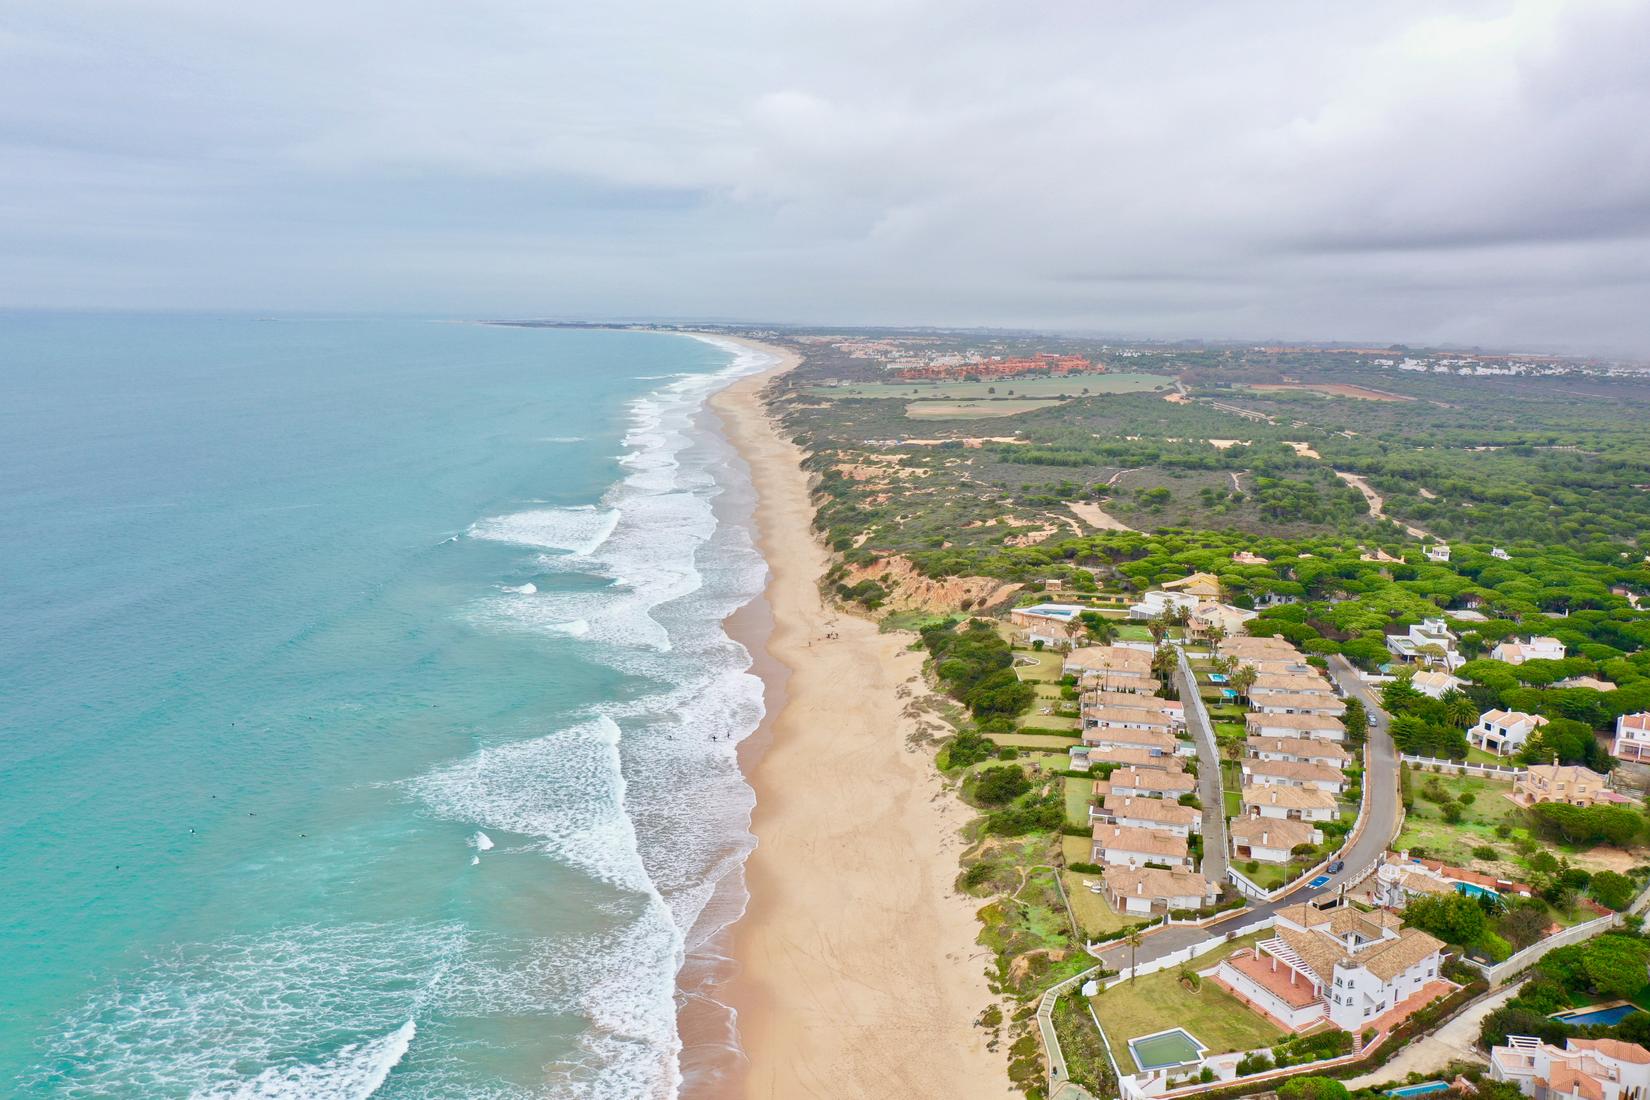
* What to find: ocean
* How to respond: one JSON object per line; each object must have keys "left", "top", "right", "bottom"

{"left": 0, "top": 316, "right": 773, "bottom": 1098}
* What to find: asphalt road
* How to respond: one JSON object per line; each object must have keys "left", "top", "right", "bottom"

{"left": 1093, "top": 654, "right": 1399, "bottom": 974}
{"left": 1175, "top": 647, "right": 1228, "bottom": 883}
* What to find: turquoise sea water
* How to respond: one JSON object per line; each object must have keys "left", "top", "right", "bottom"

{"left": 0, "top": 316, "right": 772, "bottom": 1098}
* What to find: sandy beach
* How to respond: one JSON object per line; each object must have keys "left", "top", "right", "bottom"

{"left": 704, "top": 337, "right": 1009, "bottom": 1100}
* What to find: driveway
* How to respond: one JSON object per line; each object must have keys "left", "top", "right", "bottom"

{"left": 1175, "top": 647, "right": 1228, "bottom": 883}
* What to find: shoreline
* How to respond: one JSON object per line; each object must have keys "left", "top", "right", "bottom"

{"left": 698, "top": 335, "right": 1008, "bottom": 1100}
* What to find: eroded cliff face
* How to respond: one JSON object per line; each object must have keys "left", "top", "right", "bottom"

{"left": 842, "top": 554, "right": 1021, "bottom": 614}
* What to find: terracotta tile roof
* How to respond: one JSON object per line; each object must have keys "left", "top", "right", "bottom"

{"left": 1084, "top": 729, "right": 1179, "bottom": 752}
{"left": 1276, "top": 927, "right": 1349, "bottom": 984}
{"left": 1087, "top": 706, "right": 1174, "bottom": 730}
{"left": 1354, "top": 927, "right": 1445, "bottom": 981}
{"left": 1104, "top": 866, "right": 1213, "bottom": 903}
{"left": 1091, "top": 823, "right": 1189, "bottom": 860}
{"left": 1081, "top": 746, "right": 1168, "bottom": 770}
{"left": 1568, "top": 1038, "right": 1650, "bottom": 1065}
{"left": 1230, "top": 815, "right": 1318, "bottom": 849}
{"left": 1246, "top": 736, "right": 1350, "bottom": 763}
{"left": 1548, "top": 1063, "right": 1605, "bottom": 1100}
{"left": 1255, "top": 693, "right": 1347, "bottom": 713}
{"left": 1245, "top": 711, "right": 1343, "bottom": 733}
{"left": 1066, "top": 646, "right": 1153, "bottom": 671}
{"left": 1252, "top": 673, "right": 1334, "bottom": 693}
{"left": 1241, "top": 784, "right": 1338, "bottom": 811}
{"left": 1085, "top": 691, "right": 1183, "bottom": 714}
{"left": 1103, "top": 793, "right": 1200, "bottom": 828}
{"left": 1243, "top": 758, "right": 1345, "bottom": 786}
{"left": 1111, "top": 767, "right": 1196, "bottom": 793}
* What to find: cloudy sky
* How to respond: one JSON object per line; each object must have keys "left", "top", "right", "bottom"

{"left": 5, "top": 1, "right": 1649, "bottom": 351}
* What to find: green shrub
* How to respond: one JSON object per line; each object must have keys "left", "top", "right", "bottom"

{"left": 974, "top": 765, "right": 1032, "bottom": 805}
{"left": 1473, "top": 845, "right": 1498, "bottom": 861}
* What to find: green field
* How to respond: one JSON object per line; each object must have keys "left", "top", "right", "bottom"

{"left": 808, "top": 372, "right": 1172, "bottom": 401}
{"left": 1065, "top": 776, "right": 1095, "bottom": 827}
{"left": 905, "top": 399, "right": 1061, "bottom": 419}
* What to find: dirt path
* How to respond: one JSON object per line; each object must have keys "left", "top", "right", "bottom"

{"left": 1335, "top": 471, "right": 1432, "bottom": 540}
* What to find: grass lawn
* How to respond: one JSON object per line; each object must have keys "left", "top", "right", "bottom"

{"left": 878, "top": 608, "right": 955, "bottom": 634}
{"left": 1012, "top": 649, "right": 1066, "bottom": 681}
{"left": 1236, "top": 861, "right": 1290, "bottom": 890}
{"left": 1064, "top": 871, "right": 1138, "bottom": 938}
{"left": 1065, "top": 776, "right": 1096, "bottom": 828}
{"left": 1020, "top": 714, "right": 1082, "bottom": 733}
{"left": 1090, "top": 930, "right": 1283, "bottom": 1072}
{"left": 991, "top": 732, "right": 1082, "bottom": 750}
{"left": 1063, "top": 834, "right": 1094, "bottom": 867}
{"left": 1465, "top": 746, "right": 1508, "bottom": 767}
{"left": 1223, "top": 789, "right": 1242, "bottom": 818}
{"left": 1113, "top": 623, "right": 1155, "bottom": 642}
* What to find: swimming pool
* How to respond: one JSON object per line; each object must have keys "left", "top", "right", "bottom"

{"left": 1454, "top": 881, "right": 1499, "bottom": 899}
{"left": 1128, "top": 1027, "right": 1207, "bottom": 1071}
{"left": 1221, "top": 688, "right": 1238, "bottom": 700}
{"left": 1208, "top": 673, "right": 1229, "bottom": 683}
{"left": 1386, "top": 1082, "right": 1449, "bottom": 1096}
{"left": 1553, "top": 1003, "right": 1643, "bottom": 1026}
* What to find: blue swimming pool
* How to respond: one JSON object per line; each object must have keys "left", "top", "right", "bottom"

{"left": 1208, "top": 673, "right": 1229, "bottom": 683}
{"left": 1454, "top": 882, "right": 1498, "bottom": 899}
{"left": 1386, "top": 1083, "right": 1449, "bottom": 1096}
{"left": 1221, "top": 688, "right": 1238, "bottom": 700}
{"left": 1553, "top": 1003, "right": 1643, "bottom": 1026}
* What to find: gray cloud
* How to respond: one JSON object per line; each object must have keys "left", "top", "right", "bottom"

{"left": 3, "top": 0, "right": 1649, "bottom": 353}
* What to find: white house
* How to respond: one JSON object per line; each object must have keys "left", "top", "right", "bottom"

{"left": 1386, "top": 618, "right": 1464, "bottom": 670}
{"left": 1241, "top": 758, "right": 1348, "bottom": 794}
{"left": 1469, "top": 709, "right": 1549, "bottom": 757}
{"left": 1246, "top": 736, "right": 1351, "bottom": 768}
{"left": 1082, "top": 727, "right": 1179, "bottom": 756}
{"left": 1491, "top": 636, "right": 1566, "bottom": 665}
{"left": 1491, "top": 1037, "right": 1650, "bottom": 1100}
{"left": 1105, "top": 766, "right": 1197, "bottom": 799}
{"left": 1090, "top": 823, "right": 1191, "bottom": 870}
{"left": 1252, "top": 693, "right": 1347, "bottom": 718}
{"left": 1491, "top": 547, "right": 1511, "bottom": 560}
{"left": 1009, "top": 603, "right": 1087, "bottom": 647}
{"left": 1095, "top": 793, "right": 1201, "bottom": 837}
{"left": 1127, "top": 589, "right": 1199, "bottom": 620}
{"left": 1614, "top": 712, "right": 1650, "bottom": 765}
{"left": 1104, "top": 867, "right": 1218, "bottom": 915}
{"left": 1410, "top": 669, "right": 1465, "bottom": 699}
{"left": 1374, "top": 857, "right": 1459, "bottom": 910}
{"left": 1249, "top": 672, "right": 1335, "bottom": 698}
{"left": 1229, "top": 815, "right": 1321, "bottom": 863}
{"left": 1214, "top": 903, "right": 1447, "bottom": 1034}
{"left": 1426, "top": 543, "right": 1452, "bottom": 562}
{"left": 1246, "top": 711, "right": 1346, "bottom": 742}
{"left": 1242, "top": 784, "right": 1338, "bottom": 822}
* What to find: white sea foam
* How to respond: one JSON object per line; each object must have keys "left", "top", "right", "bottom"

{"left": 191, "top": 1019, "right": 415, "bottom": 1100}
{"left": 406, "top": 716, "right": 651, "bottom": 892}
{"left": 467, "top": 506, "right": 620, "bottom": 557}
{"left": 501, "top": 582, "right": 537, "bottom": 595}
{"left": 472, "top": 830, "right": 495, "bottom": 851}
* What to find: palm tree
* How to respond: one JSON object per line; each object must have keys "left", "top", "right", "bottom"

{"left": 1439, "top": 688, "right": 1478, "bottom": 729}
{"left": 1229, "top": 664, "right": 1258, "bottom": 702}
{"left": 1124, "top": 926, "right": 1144, "bottom": 983}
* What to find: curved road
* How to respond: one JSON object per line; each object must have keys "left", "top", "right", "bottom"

{"left": 1093, "top": 654, "right": 1398, "bottom": 972}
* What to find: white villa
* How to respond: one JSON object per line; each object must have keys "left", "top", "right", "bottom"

{"left": 1214, "top": 903, "right": 1447, "bottom": 1033}
{"left": 1386, "top": 618, "right": 1464, "bottom": 670}
{"left": 1008, "top": 602, "right": 1087, "bottom": 647}
{"left": 1249, "top": 672, "right": 1335, "bottom": 698}
{"left": 1491, "top": 1037, "right": 1650, "bottom": 1100}
{"left": 1252, "top": 693, "right": 1347, "bottom": 718}
{"left": 1469, "top": 709, "right": 1549, "bottom": 757}
{"left": 1242, "top": 784, "right": 1338, "bottom": 823}
{"left": 1241, "top": 758, "right": 1348, "bottom": 794}
{"left": 1426, "top": 543, "right": 1452, "bottom": 562}
{"left": 1410, "top": 669, "right": 1465, "bottom": 699}
{"left": 1105, "top": 867, "right": 1218, "bottom": 915}
{"left": 1614, "top": 712, "right": 1650, "bottom": 765}
{"left": 1105, "top": 766, "right": 1197, "bottom": 799}
{"left": 1229, "top": 815, "right": 1321, "bottom": 863}
{"left": 1491, "top": 636, "right": 1566, "bottom": 665}
{"left": 1246, "top": 711, "right": 1346, "bottom": 742}
{"left": 1246, "top": 736, "right": 1351, "bottom": 768}
{"left": 1091, "top": 823, "right": 1192, "bottom": 870}
{"left": 1082, "top": 727, "right": 1179, "bottom": 757}
{"left": 1095, "top": 793, "right": 1201, "bottom": 836}
{"left": 1127, "top": 589, "right": 1200, "bottom": 620}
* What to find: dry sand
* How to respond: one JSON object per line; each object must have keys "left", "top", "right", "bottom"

{"left": 705, "top": 337, "right": 1009, "bottom": 1100}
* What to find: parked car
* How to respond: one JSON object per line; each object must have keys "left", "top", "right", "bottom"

{"left": 1328, "top": 859, "right": 1345, "bottom": 874}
